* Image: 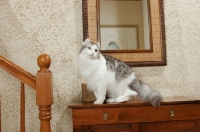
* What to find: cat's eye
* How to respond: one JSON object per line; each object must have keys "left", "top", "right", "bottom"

{"left": 95, "top": 49, "right": 98, "bottom": 52}
{"left": 88, "top": 47, "right": 91, "bottom": 50}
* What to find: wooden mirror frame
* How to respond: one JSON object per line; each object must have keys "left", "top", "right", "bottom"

{"left": 82, "top": 0, "right": 167, "bottom": 67}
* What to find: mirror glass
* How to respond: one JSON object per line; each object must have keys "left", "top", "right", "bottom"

{"left": 99, "top": 0, "right": 151, "bottom": 50}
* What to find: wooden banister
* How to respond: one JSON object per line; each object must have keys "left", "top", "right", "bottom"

{"left": 0, "top": 54, "right": 53, "bottom": 132}
{"left": 0, "top": 87, "right": 1, "bottom": 132}
{"left": 36, "top": 54, "right": 53, "bottom": 132}
{"left": 20, "top": 82, "right": 25, "bottom": 132}
{"left": 0, "top": 55, "right": 36, "bottom": 89}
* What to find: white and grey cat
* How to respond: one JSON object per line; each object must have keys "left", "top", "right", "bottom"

{"left": 78, "top": 38, "right": 162, "bottom": 106}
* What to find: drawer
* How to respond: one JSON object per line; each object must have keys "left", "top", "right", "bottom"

{"left": 140, "top": 120, "right": 200, "bottom": 132}
{"left": 74, "top": 123, "right": 139, "bottom": 132}
{"left": 72, "top": 104, "right": 200, "bottom": 125}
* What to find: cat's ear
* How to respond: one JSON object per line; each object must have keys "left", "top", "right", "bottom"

{"left": 97, "top": 42, "right": 101, "bottom": 49}
{"left": 82, "top": 38, "right": 91, "bottom": 46}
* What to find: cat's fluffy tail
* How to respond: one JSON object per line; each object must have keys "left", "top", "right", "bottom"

{"left": 129, "top": 79, "right": 162, "bottom": 107}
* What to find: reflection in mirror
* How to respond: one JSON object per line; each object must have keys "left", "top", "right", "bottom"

{"left": 99, "top": 0, "right": 151, "bottom": 50}
{"left": 101, "top": 25, "right": 139, "bottom": 50}
{"left": 106, "top": 41, "right": 121, "bottom": 50}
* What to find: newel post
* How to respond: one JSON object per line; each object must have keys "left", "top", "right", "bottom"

{"left": 36, "top": 54, "right": 53, "bottom": 132}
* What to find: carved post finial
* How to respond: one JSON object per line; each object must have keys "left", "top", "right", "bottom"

{"left": 37, "top": 54, "right": 51, "bottom": 72}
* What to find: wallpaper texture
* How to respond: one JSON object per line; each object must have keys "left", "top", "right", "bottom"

{"left": 0, "top": 0, "right": 200, "bottom": 131}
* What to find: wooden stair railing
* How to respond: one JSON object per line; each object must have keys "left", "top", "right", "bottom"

{"left": 0, "top": 54, "right": 53, "bottom": 132}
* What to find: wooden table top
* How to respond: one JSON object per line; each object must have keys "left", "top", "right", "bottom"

{"left": 68, "top": 97, "right": 200, "bottom": 109}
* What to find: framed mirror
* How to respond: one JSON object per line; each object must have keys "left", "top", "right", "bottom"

{"left": 82, "top": 0, "right": 166, "bottom": 67}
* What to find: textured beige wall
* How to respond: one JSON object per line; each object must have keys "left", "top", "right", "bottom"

{"left": 0, "top": 0, "right": 200, "bottom": 131}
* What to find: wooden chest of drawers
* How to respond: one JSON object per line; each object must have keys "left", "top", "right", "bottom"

{"left": 68, "top": 97, "right": 200, "bottom": 132}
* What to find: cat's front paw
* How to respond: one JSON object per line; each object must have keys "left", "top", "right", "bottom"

{"left": 106, "top": 98, "right": 116, "bottom": 103}
{"left": 94, "top": 100, "right": 104, "bottom": 104}
{"left": 116, "top": 96, "right": 130, "bottom": 103}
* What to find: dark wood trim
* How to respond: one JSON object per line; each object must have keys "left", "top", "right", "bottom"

{"left": 126, "top": 60, "right": 167, "bottom": 67}
{"left": 82, "top": 0, "right": 88, "bottom": 40}
{"left": 160, "top": 0, "right": 167, "bottom": 66}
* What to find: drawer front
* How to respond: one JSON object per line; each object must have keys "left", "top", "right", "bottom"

{"left": 74, "top": 123, "right": 139, "bottom": 132}
{"left": 72, "top": 104, "right": 200, "bottom": 125}
{"left": 140, "top": 120, "right": 200, "bottom": 132}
